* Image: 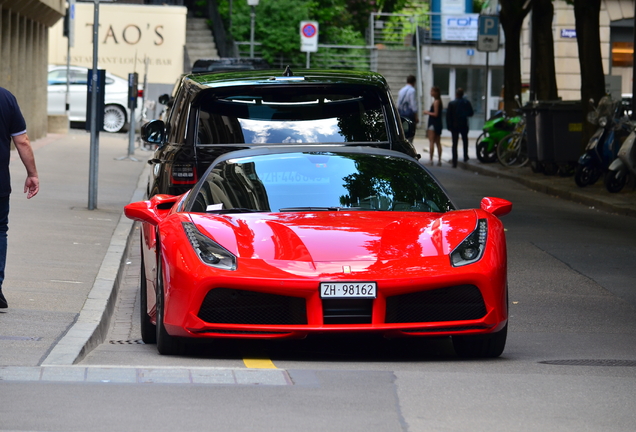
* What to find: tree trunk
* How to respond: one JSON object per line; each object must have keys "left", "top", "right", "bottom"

{"left": 499, "top": 0, "right": 531, "bottom": 114}
{"left": 573, "top": 0, "right": 605, "bottom": 151}
{"left": 532, "top": 0, "right": 558, "bottom": 100}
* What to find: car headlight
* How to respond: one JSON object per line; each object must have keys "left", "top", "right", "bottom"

{"left": 182, "top": 222, "right": 236, "bottom": 270}
{"left": 598, "top": 116, "right": 608, "bottom": 127}
{"left": 450, "top": 219, "right": 487, "bottom": 267}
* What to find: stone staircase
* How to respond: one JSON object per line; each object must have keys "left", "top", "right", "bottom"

{"left": 186, "top": 17, "right": 220, "bottom": 69}
{"left": 376, "top": 48, "right": 427, "bottom": 138}
{"left": 376, "top": 49, "right": 418, "bottom": 101}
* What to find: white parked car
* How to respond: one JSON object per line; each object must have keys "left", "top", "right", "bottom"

{"left": 47, "top": 65, "right": 140, "bottom": 133}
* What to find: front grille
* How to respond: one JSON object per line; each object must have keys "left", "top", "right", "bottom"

{"left": 385, "top": 285, "right": 486, "bottom": 323}
{"left": 322, "top": 299, "right": 373, "bottom": 324}
{"left": 198, "top": 288, "right": 307, "bottom": 325}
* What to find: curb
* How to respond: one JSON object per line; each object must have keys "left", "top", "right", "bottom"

{"left": 455, "top": 161, "right": 636, "bottom": 218}
{"left": 41, "top": 162, "right": 150, "bottom": 366}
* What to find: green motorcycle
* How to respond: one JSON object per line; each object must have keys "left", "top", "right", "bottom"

{"left": 475, "top": 111, "right": 522, "bottom": 163}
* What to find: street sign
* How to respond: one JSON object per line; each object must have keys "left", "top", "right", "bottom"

{"left": 477, "top": 15, "right": 499, "bottom": 52}
{"left": 300, "top": 21, "right": 318, "bottom": 53}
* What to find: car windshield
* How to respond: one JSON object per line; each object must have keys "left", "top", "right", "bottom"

{"left": 187, "top": 152, "right": 454, "bottom": 213}
{"left": 194, "top": 86, "right": 389, "bottom": 145}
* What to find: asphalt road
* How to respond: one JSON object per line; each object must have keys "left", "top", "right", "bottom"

{"left": 1, "top": 162, "right": 635, "bottom": 432}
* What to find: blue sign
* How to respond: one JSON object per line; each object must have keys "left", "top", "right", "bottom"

{"left": 467, "top": 49, "right": 475, "bottom": 56}
{"left": 479, "top": 15, "right": 499, "bottom": 36}
{"left": 561, "top": 29, "right": 577, "bottom": 38}
{"left": 477, "top": 15, "right": 499, "bottom": 52}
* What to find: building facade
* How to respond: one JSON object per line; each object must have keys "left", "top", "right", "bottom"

{"left": 1, "top": 1, "right": 65, "bottom": 140}
{"left": 521, "top": 0, "right": 635, "bottom": 101}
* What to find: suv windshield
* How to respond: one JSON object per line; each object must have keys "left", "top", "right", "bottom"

{"left": 187, "top": 152, "right": 454, "bottom": 214}
{"left": 195, "top": 86, "right": 388, "bottom": 145}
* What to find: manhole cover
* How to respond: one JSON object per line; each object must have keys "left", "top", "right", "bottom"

{"left": 109, "top": 339, "right": 145, "bottom": 345}
{"left": 539, "top": 359, "right": 636, "bottom": 367}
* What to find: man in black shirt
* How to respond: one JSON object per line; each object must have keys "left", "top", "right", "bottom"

{"left": 0, "top": 87, "right": 39, "bottom": 308}
{"left": 446, "top": 88, "right": 474, "bottom": 168}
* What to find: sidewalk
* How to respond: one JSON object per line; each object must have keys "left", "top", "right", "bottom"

{"left": 1, "top": 130, "right": 634, "bottom": 368}
{"left": 0, "top": 130, "right": 149, "bottom": 366}
{"left": 413, "top": 135, "right": 636, "bottom": 218}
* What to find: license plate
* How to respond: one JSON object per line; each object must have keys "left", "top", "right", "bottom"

{"left": 320, "top": 282, "right": 377, "bottom": 298}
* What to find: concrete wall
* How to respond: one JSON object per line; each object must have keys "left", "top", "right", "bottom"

{"left": 1, "top": 1, "right": 64, "bottom": 140}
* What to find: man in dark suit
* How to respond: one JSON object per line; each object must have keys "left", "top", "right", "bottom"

{"left": 446, "top": 88, "right": 474, "bottom": 168}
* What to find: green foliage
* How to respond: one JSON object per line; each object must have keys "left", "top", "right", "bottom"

{"left": 215, "top": 0, "right": 420, "bottom": 66}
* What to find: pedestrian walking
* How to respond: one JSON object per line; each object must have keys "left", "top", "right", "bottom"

{"left": 423, "top": 86, "right": 443, "bottom": 166}
{"left": 397, "top": 75, "right": 419, "bottom": 142}
{"left": 0, "top": 87, "right": 39, "bottom": 309}
{"left": 446, "top": 88, "right": 474, "bottom": 168}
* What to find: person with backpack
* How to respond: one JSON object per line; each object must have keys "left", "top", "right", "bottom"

{"left": 446, "top": 88, "right": 474, "bottom": 168}
{"left": 397, "top": 75, "right": 419, "bottom": 142}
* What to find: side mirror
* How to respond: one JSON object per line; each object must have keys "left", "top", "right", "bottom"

{"left": 480, "top": 197, "right": 512, "bottom": 217}
{"left": 401, "top": 116, "right": 415, "bottom": 139}
{"left": 124, "top": 194, "right": 179, "bottom": 226}
{"left": 141, "top": 119, "right": 166, "bottom": 146}
{"left": 158, "top": 94, "right": 171, "bottom": 105}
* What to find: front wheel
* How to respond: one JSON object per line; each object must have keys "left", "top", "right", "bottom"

{"left": 139, "top": 251, "right": 156, "bottom": 344}
{"left": 574, "top": 165, "right": 600, "bottom": 187}
{"left": 604, "top": 168, "right": 628, "bottom": 193}
{"left": 103, "top": 104, "right": 127, "bottom": 133}
{"left": 497, "top": 133, "right": 527, "bottom": 167}
{"left": 452, "top": 323, "right": 508, "bottom": 358}
{"left": 476, "top": 134, "right": 497, "bottom": 163}
{"left": 156, "top": 258, "right": 182, "bottom": 355}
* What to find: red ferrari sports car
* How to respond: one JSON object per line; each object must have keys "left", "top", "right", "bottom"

{"left": 125, "top": 146, "right": 512, "bottom": 357}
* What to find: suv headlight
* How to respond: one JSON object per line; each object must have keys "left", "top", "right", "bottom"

{"left": 182, "top": 222, "right": 237, "bottom": 270}
{"left": 450, "top": 219, "right": 487, "bottom": 267}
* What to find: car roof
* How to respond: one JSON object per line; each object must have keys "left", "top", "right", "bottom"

{"left": 184, "top": 68, "right": 391, "bottom": 92}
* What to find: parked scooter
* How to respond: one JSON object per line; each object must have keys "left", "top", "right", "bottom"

{"left": 604, "top": 121, "right": 636, "bottom": 193}
{"left": 475, "top": 111, "right": 521, "bottom": 163}
{"left": 575, "top": 96, "right": 630, "bottom": 187}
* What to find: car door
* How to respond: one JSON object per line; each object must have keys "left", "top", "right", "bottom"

{"left": 47, "top": 68, "right": 68, "bottom": 116}
{"left": 68, "top": 69, "right": 89, "bottom": 121}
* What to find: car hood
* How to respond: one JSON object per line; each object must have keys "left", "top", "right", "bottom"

{"left": 189, "top": 211, "right": 478, "bottom": 262}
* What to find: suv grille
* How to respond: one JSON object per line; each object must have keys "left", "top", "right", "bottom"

{"left": 385, "top": 285, "right": 486, "bottom": 323}
{"left": 198, "top": 288, "right": 307, "bottom": 325}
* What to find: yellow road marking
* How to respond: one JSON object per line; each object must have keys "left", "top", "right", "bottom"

{"left": 243, "top": 357, "right": 277, "bottom": 369}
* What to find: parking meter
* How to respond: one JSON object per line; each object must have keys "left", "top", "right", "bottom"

{"left": 128, "top": 73, "right": 139, "bottom": 110}
{"left": 86, "top": 69, "right": 105, "bottom": 132}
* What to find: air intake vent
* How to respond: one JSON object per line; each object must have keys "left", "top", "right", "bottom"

{"left": 385, "top": 285, "right": 486, "bottom": 323}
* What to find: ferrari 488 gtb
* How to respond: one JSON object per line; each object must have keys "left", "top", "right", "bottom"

{"left": 125, "top": 146, "right": 512, "bottom": 357}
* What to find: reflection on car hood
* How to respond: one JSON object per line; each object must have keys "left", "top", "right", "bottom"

{"left": 189, "top": 210, "right": 477, "bottom": 263}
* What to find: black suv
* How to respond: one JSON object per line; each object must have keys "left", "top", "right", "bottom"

{"left": 143, "top": 68, "right": 418, "bottom": 197}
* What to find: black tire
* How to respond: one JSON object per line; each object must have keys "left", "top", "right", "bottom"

{"left": 476, "top": 134, "right": 497, "bottom": 163}
{"left": 156, "top": 258, "right": 181, "bottom": 355}
{"left": 574, "top": 165, "right": 598, "bottom": 187}
{"left": 452, "top": 323, "right": 507, "bottom": 358}
{"left": 604, "top": 168, "right": 628, "bottom": 193}
{"left": 139, "top": 251, "right": 156, "bottom": 344}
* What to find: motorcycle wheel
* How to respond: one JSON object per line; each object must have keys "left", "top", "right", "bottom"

{"left": 575, "top": 165, "right": 596, "bottom": 187}
{"left": 604, "top": 168, "right": 628, "bottom": 193}
{"left": 476, "top": 136, "right": 497, "bottom": 163}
